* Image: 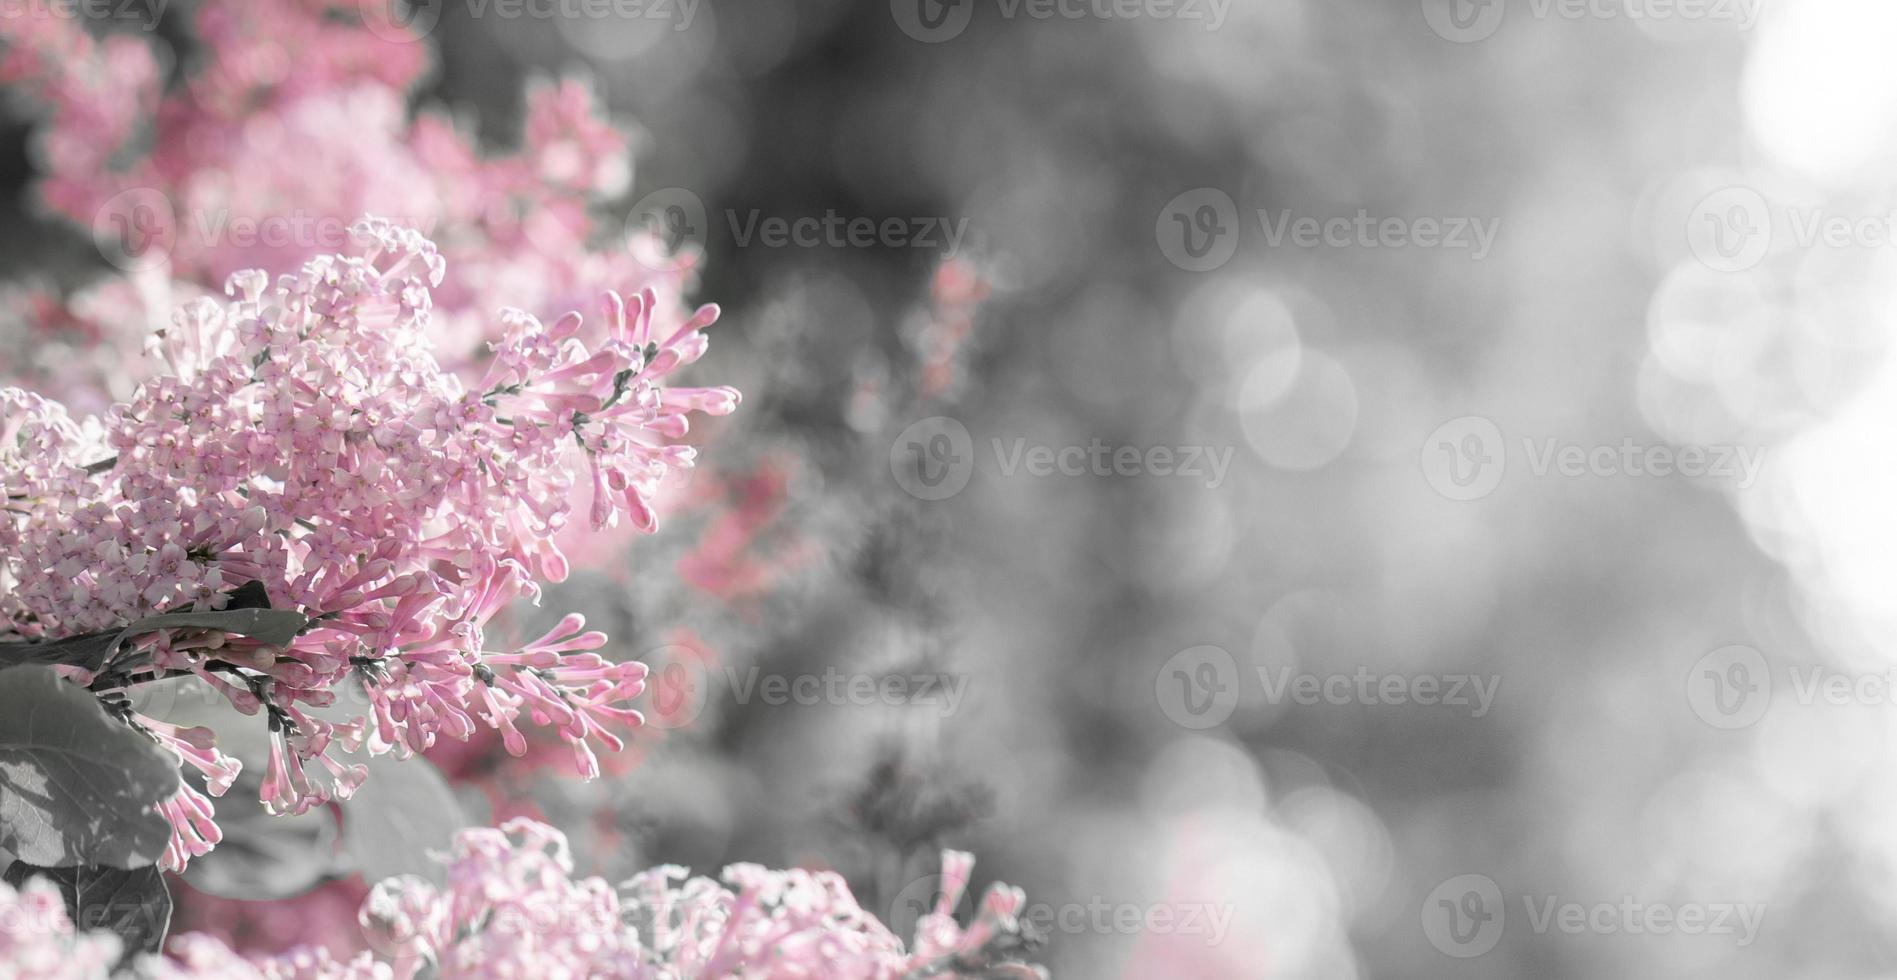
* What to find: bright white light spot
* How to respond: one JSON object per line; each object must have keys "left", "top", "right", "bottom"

{"left": 1743, "top": 0, "right": 1897, "bottom": 182}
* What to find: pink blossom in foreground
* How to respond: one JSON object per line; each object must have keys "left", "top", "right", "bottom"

{"left": 0, "top": 820, "right": 1044, "bottom": 978}
{"left": 0, "top": 221, "right": 738, "bottom": 868}
{"left": 0, "top": 878, "right": 124, "bottom": 979}
{"left": 348, "top": 819, "right": 1045, "bottom": 978}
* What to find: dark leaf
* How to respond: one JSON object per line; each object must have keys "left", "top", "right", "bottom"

{"left": 0, "top": 633, "right": 123, "bottom": 673}
{"left": 220, "top": 580, "right": 274, "bottom": 611}
{"left": 0, "top": 591, "right": 306, "bottom": 673}
{"left": 0, "top": 665, "right": 180, "bottom": 868}
{"left": 119, "top": 606, "right": 307, "bottom": 649}
{"left": 2, "top": 861, "right": 170, "bottom": 963}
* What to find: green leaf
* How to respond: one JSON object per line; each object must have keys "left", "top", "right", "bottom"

{"left": 337, "top": 755, "right": 467, "bottom": 884}
{"left": 2, "top": 861, "right": 170, "bottom": 963}
{"left": 0, "top": 666, "right": 181, "bottom": 868}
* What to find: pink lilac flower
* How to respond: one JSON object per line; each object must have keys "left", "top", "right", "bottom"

{"left": 0, "top": 220, "right": 738, "bottom": 869}
{"left": 159, "top": 937, "right": 394, "bottom": 980}
{"left": 0, "top": 878, "right": 124, "bottom": 978}
{"left": 354, "top": 818, "right": 1046, "bottom": 979}
{"left": 675, "top": 457, "right": 819, "bottom": 615}
{"left": 915, "top": 257, "right": 991, "bottom": 399}
{"left": 0, "top": 820, "right": 1045, "bottom": 977}
{"left": 0, "top": 0, "right": 699, "bottom": 392}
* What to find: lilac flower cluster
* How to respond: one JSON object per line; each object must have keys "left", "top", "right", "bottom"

{"left": 0, "top": 819, "right": 1044, "bottom": 979}
{"left": 0, "top": 0, "right": 699, "bottom": 400}
{"left": 0, "top": 220, "right": 738, "bottom": 870}
{"left": 0, "top": 878, "right": 124, "bottom": 978}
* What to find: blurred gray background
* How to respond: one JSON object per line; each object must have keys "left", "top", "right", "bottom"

{"left": 9, "top": 0, "right": 1897, "bottom": 977}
